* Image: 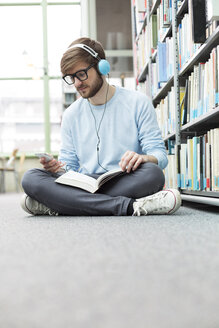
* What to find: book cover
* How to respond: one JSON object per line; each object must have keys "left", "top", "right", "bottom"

{"left": 163, "top": 0, "right": 170, "bottom": 27}
{"left": 187, "top": 76, "right": 192, "bottom": 123}
{"left": 206, "top": 133, "right": 210, "bottom": 191}
{"left": 193, "top": 65, "right": 199, "bottom": 119}
{"left": 151, "top": 15, "right": 158, "bottom": 50}
{"left": 200, "top": 62, "right": 205, "bottom": 116}
{"left": 55, "top": 167, "right": 123, "bottom": 193}
{"left": 217, "top": 46, "right": 219, "bottom": 105}
{"left": 203, "top": 134, "right": 207, "bottom": 190}
{"left": 180, "top": 143, "right": 187, "bottom": 189}
{"left": 180, "top": 86, "right": 186, "bottom": 125}
{"left": 199, "top": 135, "right": 204, "bottom": 190}
{"left": 214, "top": 47, "right": 219, "bottom": 106}
{"left": 187, "top": 138, "right": 193, "bottom": 189}
{"left": 206, "top": 130, "right": 214, "bottom": 191}
{"left": 189, "top": 0, "right": 206, "bottom": 43}
{"left": 193, "top": 136, "right": 198, "bottom": 190}
{"left": 157, "top": 42, "right": 167, "bottom": 82}
{"left": 212, "top": 129, "right": 215, "bottom": 190}
{"left": 214, "top": 128, "right": 219, "bottom": 190}
{"left": 196, "top": 136, "right": 201, "bottom": 190}
{"left": 209, "top": 130, "right": 213, "bottom": 191}
{"left": 207, "top": 0, "right": 219, "bottom": 21}
{"left": 182, "top": 79, "right": 188, "bottom": 125}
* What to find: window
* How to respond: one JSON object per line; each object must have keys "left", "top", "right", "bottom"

{"left": 0, "top": 6, "right": 43, "bottom": 78}
{"left": 0, "top": 1, "right": 81, "bottom": 154}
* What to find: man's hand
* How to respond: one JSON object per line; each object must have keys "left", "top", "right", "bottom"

{"left": 119, "top": 151, "right": 158, "bottom": 173}
{"left": 40, "top": 156, "right": 65, "bottom": 173}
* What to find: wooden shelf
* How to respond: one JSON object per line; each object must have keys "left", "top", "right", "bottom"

{"left": 161, "top": 25, "right": 172, "bottom": 42}
{"left": 162, "top": 107, "right": 219, "bottom": 140}
{"left": 164, "top": 132, "right": 176, "bottom": 141}
{"left": 150, "top": 0, "right": 160, "bottom": 16}
{"left": 152, "top": 49, "right": 157, "bottom": 61}
{"left": 135, "top": 14, "right": 147, "bottom": 42}
{"left": 138, "top": 61, "right": 149, "bottom": 82}
{"left": 181, "top": 106, "right": 219, "bottom": 133}
{"left": 177, "top": 0, "right": 188, "bottom": 18}
{"left": 181, "top": 190, "right": 219, "bottom": 198}
{"left": 181, "top": 191, "right": 219, "bottom": 207}
{"left": 152, "top": 76, "right": 174, "bottom": 105}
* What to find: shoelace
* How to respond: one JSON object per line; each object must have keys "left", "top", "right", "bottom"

{"left": 134, "top": 207, "right": 147, "bottom": 216}
{"left": 48, "top": 210, "right": 59, "bottom": 216}
{"left": 33, "top": 201, "right": 58, "bottom": 216}
{"left": 134, "top": 192, "right": 169, "bottom": 216}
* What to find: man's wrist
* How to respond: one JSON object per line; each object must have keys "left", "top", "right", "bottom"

{"left": 143, "top": 154, "right": 158, "bottom": 165}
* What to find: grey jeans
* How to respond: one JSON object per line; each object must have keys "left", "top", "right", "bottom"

{"left": 22, "top": 162, "right": 165, "bottom": 216}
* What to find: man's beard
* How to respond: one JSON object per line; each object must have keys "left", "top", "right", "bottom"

{"left": 77, "top": 74, "right": 103, "bottom": 99}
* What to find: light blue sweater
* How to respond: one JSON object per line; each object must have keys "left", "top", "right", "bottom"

{"left": 59, "top": 86, "right": 168, "bottom": 174}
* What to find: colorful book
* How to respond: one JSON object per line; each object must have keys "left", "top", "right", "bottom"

{"left": 157, "top": 42, "right": 167, "bottom": 82}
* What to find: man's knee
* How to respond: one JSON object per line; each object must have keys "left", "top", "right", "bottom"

{"left": 144, "top": 162, "right": 164, "bottom": 181}
{"left": 22, "top": 168, "right": 46, "bottom": 196}
{"left": 139, "top": 162, "right": 165, "bottom": 193}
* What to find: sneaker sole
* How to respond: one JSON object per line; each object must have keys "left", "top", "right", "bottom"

{"left": 20, "top": 194, "right": 34, "bottom": 215}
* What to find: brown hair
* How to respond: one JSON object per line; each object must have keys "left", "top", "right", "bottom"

{"left": 60, "top": 37, "right": 106, "bottom": 75}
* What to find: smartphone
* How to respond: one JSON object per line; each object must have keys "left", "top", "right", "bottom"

{"left": 35, "top": 152, "right": 53, "bottom": 162}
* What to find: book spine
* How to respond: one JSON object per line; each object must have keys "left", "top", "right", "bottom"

{"left": 215, "top": 129, "right": 219, "bottom": 191}
{"left": 199, "top": 135, "right": 204, "bottom": 191}
{"left": 177, "top": 46, "right": 219, "bottom": 127}
{"left": 187, "top": 138, "right": 192, "bottom": 189}
{"left": 157, "top": 42, "right": 167, "bottom": 82}
{"left": 175, "top": 129, "right": 219, "bottom": 192}
{"left": 193, "top": 136, "right": 198, "bottom": 190}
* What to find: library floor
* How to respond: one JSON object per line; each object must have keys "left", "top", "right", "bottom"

{"left": 0, "top": 193, "right": 219, "bottom": 328}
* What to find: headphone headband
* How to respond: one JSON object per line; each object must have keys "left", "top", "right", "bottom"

{"left": 66, "top": 43, "right": 100, "bottom": 60}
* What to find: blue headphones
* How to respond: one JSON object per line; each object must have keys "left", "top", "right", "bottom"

{"left": 67, "top": 43, "right": 110, "bottom": 76}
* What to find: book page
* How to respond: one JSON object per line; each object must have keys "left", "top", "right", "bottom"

{"left": 55, "top": 168, "right": 123, "bottom": 193}
{"left": 55, "top": 171, "right": 98, "bottom": 192}
{"left": 97, "top": 167, "right": 123, "bottom": 187}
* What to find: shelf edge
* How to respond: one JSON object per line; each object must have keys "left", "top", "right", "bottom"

{"left": 181, "top": 194, "right": 219, "bottom": 206}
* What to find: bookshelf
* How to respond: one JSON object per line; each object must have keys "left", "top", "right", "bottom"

{"left": 131, "top": 0, "right": 219, "bottom": 206}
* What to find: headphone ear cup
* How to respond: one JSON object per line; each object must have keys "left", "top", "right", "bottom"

{"left": 97, "top": 59, "right": 110, "bottom": 75}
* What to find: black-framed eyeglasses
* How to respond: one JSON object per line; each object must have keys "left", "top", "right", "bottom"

{"left": 62, "top": 63, "right": 96, "bottom": 85}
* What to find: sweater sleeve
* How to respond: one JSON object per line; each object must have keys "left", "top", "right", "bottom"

{"left": 58, "top": 109, "right": 80, "bottom": 172}
{"left": 137, "top": 97, "right": 168, "bottom": 170}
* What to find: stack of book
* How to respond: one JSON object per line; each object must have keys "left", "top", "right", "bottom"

{"left": 181, "top": 46, "right": 219, "bottom": 125}
{"left": 155, "top": 86, "right": 185, "bottom": 137}
{"left": 179, "top": 129, "right": 219, "bottom": 192}
{"left": 178, "top": 14, "right": 202, "bottom": 69}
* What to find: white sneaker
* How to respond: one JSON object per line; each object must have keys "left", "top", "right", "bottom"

{"left": 133, "top": 189, "right": 181, "bottom": 216}
{"left": 21, "top": 194, "right": 59, "bottom": 216}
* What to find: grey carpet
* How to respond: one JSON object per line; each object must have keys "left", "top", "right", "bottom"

{"left": 0, "top": 193, "right": 219, "bottom": 328}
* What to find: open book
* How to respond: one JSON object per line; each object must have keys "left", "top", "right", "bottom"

{"left": 55, "top": 167, "right": 124, "bottom": 193}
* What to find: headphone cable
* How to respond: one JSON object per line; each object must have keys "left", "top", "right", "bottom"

{"left": 88, "top": 83, "right": 110, "bottom": 172}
